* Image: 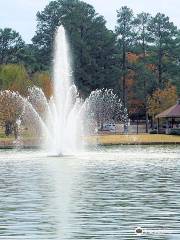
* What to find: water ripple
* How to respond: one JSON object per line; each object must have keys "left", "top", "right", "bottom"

{"left": 0, "top": 145, "right": 179, "bottom": 239}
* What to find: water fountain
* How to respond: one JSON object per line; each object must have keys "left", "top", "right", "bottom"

{"left": 0, "top": 26, "right": 127, "bottom": 155}
{"left": 84, "top": 88, "right": 128, "bottom": 134}
{"left": 0, "top": 26, "right": 84, "bottom": 156}
{"left": 46, "top": 26, "right": 83, "bottom": 155}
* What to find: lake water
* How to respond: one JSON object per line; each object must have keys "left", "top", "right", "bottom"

{"left": 0, "top": 145, "right": 180, "bottom": 239}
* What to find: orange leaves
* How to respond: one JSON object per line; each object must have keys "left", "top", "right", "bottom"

{"left": 125, "top": 66, "right": 142, "bottom": 113}
{"left": 128, "top": 98, "right": 144, "bottom": 114}
{"left": 127, "top": 52, "right": 139, "bottom": 63}
{"left": 32, "top": 72, "right": 53, "bottom": 99}
{"left": 126, "top": 69, "right": 135, "bottom": 89}
{"left": 148, "top": 83, "right": 177, "bottom": 118}
{"left": 147, "top": 63, "right": 156, "bottom": 72}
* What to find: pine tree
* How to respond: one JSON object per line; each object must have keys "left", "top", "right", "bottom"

{"left": 32, "top": 0, "right": 120, "bottom": 96}
{"left": 115, "top": 6, "right": 135, "bottom": 108}
{"left": 148, "top": 13, "right": 178, "bottom": 86}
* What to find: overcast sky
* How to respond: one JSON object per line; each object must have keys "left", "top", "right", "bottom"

{"left": 1, "top": 0, "right": 180, "bottom": 43}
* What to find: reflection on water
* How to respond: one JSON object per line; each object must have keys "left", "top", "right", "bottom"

{"left": 0, "top": 145, "right": 180, "bottom": 239}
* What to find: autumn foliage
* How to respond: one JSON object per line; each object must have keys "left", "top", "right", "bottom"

{"left": 0, "top": 64, "right": 53, "bottom": 138}
{"left": 32, "top": 72, "right": 53, "bottom": 99}
{"left": 147, "top": 83, "right": 178, "bottom": 118}
{"left": 126, "top": 53, "right": 146, "bottom": 114}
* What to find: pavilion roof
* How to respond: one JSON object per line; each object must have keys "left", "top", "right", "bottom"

{"left": 156, "top": 100, "right": 180, "bottom": 118}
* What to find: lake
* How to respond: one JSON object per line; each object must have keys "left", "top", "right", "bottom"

{"left": 0, "top": 145, "right": 179, "bottom": 239}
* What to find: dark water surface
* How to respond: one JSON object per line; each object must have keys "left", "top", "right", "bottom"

{"left": 0, "top": 145, "right": 180, "bottom": 239}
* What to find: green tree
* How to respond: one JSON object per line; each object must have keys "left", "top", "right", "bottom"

{"left": 164, "top": 30, "right": 180, "bottom": 95}
{"left": 115, "top": 6, "right": 135, "bottom": 108}
{"left": 19, "top": 44, "right": 47, "bottom": 74}
{"left": 148, "top": 13, "right": 178, "bottom": 86}
{"left": 133, "top": 13, "right": 154, "bottom": 131}
{"left": 32, "top": 0, "right": 120, "bottom": 96}
{"left": 0, "top": 64, "right": 31, "bottom": 95}
{"left": 134, "top": 12, "right": 151, "bottom": 57}
{"left": 0, "top": 28, "right": 25, "bottom": 64}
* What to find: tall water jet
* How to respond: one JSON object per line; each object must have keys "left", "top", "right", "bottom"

{"left": 0, "top": 26, "right": 128, "bottom": 153}
{"left": 47, "top": 26, "right": 82, "bottom": 155}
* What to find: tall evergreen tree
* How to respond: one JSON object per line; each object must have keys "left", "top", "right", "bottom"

{"left": 33, "top": 0, "right": 120, "bottom": 96}
{"left": 162, "top": 30, "right": 180, "bottom": 95}
{"left": 115, "top": 6, "right": 135, "bottom": 108}
{"left": 148, "top": 13, "right": 178, "bottom": 87}
{"left": 134, "top": 12, "right": 151, "bottom": 57}
{"left": 133, "top": 12, "right": 154, "bottom": 131}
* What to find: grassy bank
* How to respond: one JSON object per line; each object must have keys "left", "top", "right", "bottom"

{"left": 85, "top": 134, "right": 180, "bottom": 145}
{"left": 0, "top": 128, "right": 40, "bottom": 148}
{"left": 0, "top": 132, "right": 180, "bottom": 148}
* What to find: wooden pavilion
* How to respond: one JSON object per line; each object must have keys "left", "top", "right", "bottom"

{"left": 155, "top": 99, "right": 180, "bottom": 134}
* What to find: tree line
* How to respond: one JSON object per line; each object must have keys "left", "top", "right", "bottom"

{"left": 0, "top": 0, "right": 180, "bottom": 127}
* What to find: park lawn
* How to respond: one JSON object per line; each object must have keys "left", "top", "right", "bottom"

{"left": 0, "top": 128, "right": 14, "bottom": 140}
{"left": 85, "top": 134, "right": 180, "bottom": 145}
{"left": 1, "top": 127, "right": 180, "bottom": 146}
{"left": 0, "top": 127, "right": 39, "bottom": 141}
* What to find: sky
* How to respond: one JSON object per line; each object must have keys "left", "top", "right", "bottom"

{"left": 0, "top": 0, "right": 180, "bottom": 43}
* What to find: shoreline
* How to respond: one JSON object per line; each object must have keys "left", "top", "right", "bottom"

{"left": 85, "top": 134, "right": 180, "bottom": 145}
{"left": 0, "top": 134, "right": 180, "bottom": 149}
{"left": 0, "top": 139, "right": 41, "bottom": 149}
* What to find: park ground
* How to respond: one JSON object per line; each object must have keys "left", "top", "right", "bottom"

{"left": 0, "top": 125, "right": 180, "bottom": 148}
{"left": 85, "top": 134, "right": 180, "bottom": 145}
